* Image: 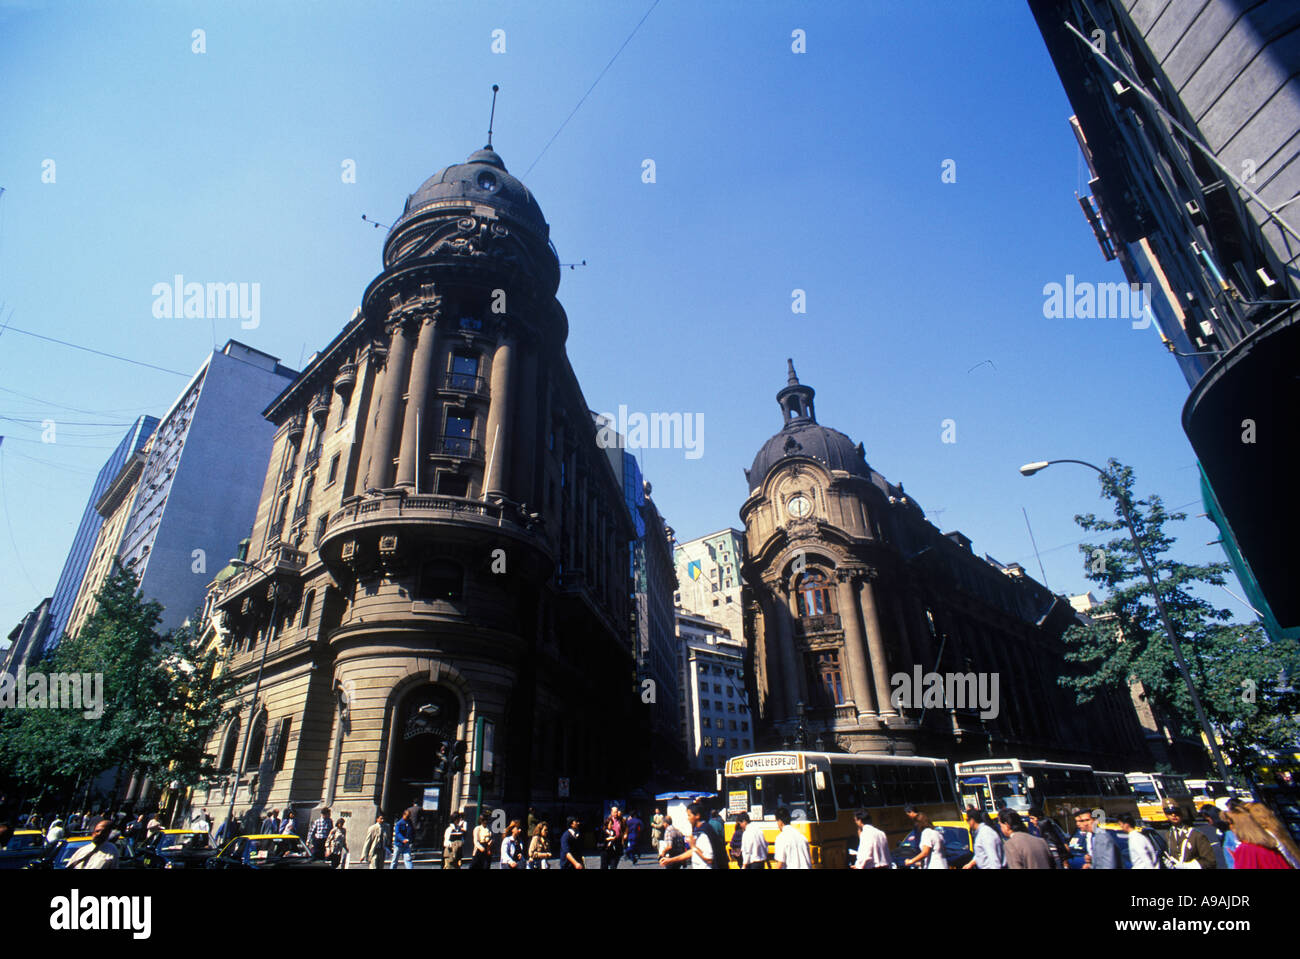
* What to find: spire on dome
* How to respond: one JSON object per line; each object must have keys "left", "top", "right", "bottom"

{"left": 776, "top": 359, "right": 816, "bottom": 425}
{"left": 786, "top": 358, "right": 800, "bottom": 386}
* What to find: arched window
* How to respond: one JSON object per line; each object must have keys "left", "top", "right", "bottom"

{"left": 218, "top": 719, "right": 240, "bottom": 773}
{"left": 247, "top": 713, "right": 268, "bottom": 769}
{"left": 300, "top": 590, "right": 316, "bottom": 629}
{"left": 795, "top": 570, "right": 833, "bottom": 617}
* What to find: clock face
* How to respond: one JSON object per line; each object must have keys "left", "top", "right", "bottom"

{"left": 788, "top": 494, "right": 811, "bottom": 518}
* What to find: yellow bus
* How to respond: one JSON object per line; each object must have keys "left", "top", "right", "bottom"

{"left": 722, "top": 751, "right": 958, "bottom": 869}
{"left": 955, "top": 758, "right": 1102, "bottom": 828}
{"left": 1126, "top": 772, "right": 1192, "bottom": 825}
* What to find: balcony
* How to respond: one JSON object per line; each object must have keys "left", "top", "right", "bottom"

{"left": 268, "top": 517, "right": 285, "bottom": 541}
{"left": 795, "top": 613, "right": 841, "bottom": 636}
{"left": 429, "top": 435, "right": 483, "bottom": 461}
{"left": 292, "top": 500, "right": 312, "bottom": 526}
{"left": 278, "top": 464, "right": 296, "bottom": 490}
{"left": 442, "top": 372, "right": 487, "bottom": 396}
{"left": 334, "top": 362, "right": 357, "bottom": 395}
{"left": 308, "top": 387, "right": 331, "bottom": 423}
{"left": 319, "top": 490, "right": 546, "bottom": 557}
{"left": 304, "top": 445, "right": 322, "bottom": 469}
{"left": 212, "top": 542, "right": 307, "bottom": 607}
{"left": 286, "top": 413, "right": 306, "bottom": 442}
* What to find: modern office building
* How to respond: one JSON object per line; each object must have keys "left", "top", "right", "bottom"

{"left": 739, "top": 361, "right": 1155, "bottom": 769}
{"left": 674, "top": 528, "right": 745, "bottom": 646}
{"left": 34, "top": 415, "right": 158, "bottom": 655}
{"left": 1029, "top": 0, "right": 1300, "bottom": 637}
{"left": 197, "top": 143, "right": 644, "bottom": 854}
{"left": 676, "top": 611, "right": 754, "bottom": 777}
{"left": 61, "top": 342, "right": 295, "bottom": 638}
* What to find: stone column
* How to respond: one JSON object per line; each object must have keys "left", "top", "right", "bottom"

{"left": 395, "top": 305, "right": 440, "bottom": 490}
{"left": 367, "top": 314, "right": 414, "bottom": 490}
{"left": 757, "top": 590, "right": 786, "bottom": 722}
{"left": 858, "top": 574, "right": 897, "bottom": 717}
{"left": 483, "top": 334, "right": 515, "bottom": 498}
{"left": 782, "top": 585, "right": 810, "bottom": 711}
{"left": 834, "top": 570, "right": 876, "bottom": 717}
{"left": 512, "top": 345, "right": 538, "bottom": 505}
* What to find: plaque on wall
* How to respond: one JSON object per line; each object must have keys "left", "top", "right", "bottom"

{"left": 343, "top": 759, "right": 365, "bottom": 792}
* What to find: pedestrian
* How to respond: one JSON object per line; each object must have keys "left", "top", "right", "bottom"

{"left": 659, "top": 816, "right": 685, "bottom": 870}
{"left": 707, "top": 808, "right": 726, "bottom": 850}
{"left": 470, "top": 812, "right": 494, "bottom": 869}
{"left": 999, "top": 809, "right": 1054, "bottom": 869}
{"left": 1202, "top": 802, "right": 1237, "bottom": 868}
{"left": 215, "top": 813, "right": 238, "bottom": 845}
{"left": 46, "top": 818, "right": 66, "bottom": 844}
{"left": 443, "top": 811, "right": 466, "bottom": 869}
{"left": 1223, "top": 800, "right": 1300, "bottom": 869}
{"left": 362, "top": 813, "right": 387, "bottom": 869}
{"left": 902, "top": 811, "right": 947, "bottom": 869}
{"left": 659, "top": 801, "right": 723, "bottom": 869}
{"left": 772, "top": 807, "right": 812, "bottom": 870}
{"left": 601, "top": 805, "right": 624, "bottom": 869}
{"left": 1028, "top": 807, "right": 1069, "bottom": 868}
{"left": 727, "top": 814, "right": 744, "bottom": 867}
{"left": 963, "top": 808, "right": 1006, "bottom": 869}
{"left": 1074, "top": 807, "right": 1119, "bottom": 869}
{"left": 1114, "top": 813, "right": 1157, "bottom": 870}
{"left": 326, "top": 814, "right": 349, "bottom": 869}
{"left": 124, "top": 814, "right": 145, "bottom": 844}
{"left": 624, "top": 808, "right": 643, "bottom": 865}
{"left": 1164, "top": 803, "right": 1215, "bottom": 869}
{"left": 650, "top": 807, "right": 666, "bottom": 852}
{"left": 500, "top": 820, "right": 525, "bottom": 870}
{"left": 852, "top": 809, "right": 890, "bottom": 869}
{"left": 735, "top": 812, "right": 770, "bottom": 869}
{"left": 308, "top": 807, "right": 333, "bottom": 860}
{"left": 146, "top": 813, "right": 164, "bottom": 843}
{"left": 262, "top": 808, "right": 280, "bottom": 835}
{"left": 526, "top": 806, "right": 540, "bottom": 837}
{"left": 66, "top": 818, "right": 120, "bottom": 870}
{"left": 528, "top": 821, "right": 552, "bottom": 869}
{"left": 280, "top": 811, "right": 297, "bottom": 836}
{"left": 559, "top": 816, "right": 585, "bottom": 869}
{"left": 391, "top": 808, "right": 415, "bottom": 869}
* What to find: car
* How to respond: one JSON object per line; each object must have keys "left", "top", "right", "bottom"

{"left": 1064, "top": 823, "right": 1170, "bottom": 869}
{"left": 25, "top": 834, "right": 143, "bottom": 870}
{"left": 0, "top": 830, "right": 49, "bottom": 870}
{"left": 891, "top": 821, "right": 975, "bottom": 869}
{"left": 206, "top": 834, "right": 334, "bottom": 870}
{"left": 138, "top": 829, "right": 219, "bottom": 870}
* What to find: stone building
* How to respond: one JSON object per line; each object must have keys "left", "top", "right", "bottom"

{"left": 198, "top": 143, "right": 645, "bottom": 851}
{"left": 740, "top": 361, "right": 1152, "bottom": 769}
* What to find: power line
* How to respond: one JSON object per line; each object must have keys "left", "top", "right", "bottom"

{"left": 0, "top": 414, "right": 135, "bottom": 427}
{"left": 0, "top": 448, "right": 41, "bottom": 594}
{"left": 1, "top": 324, "right": 190, "bottom": 377}
{"left": 523, "top": 0, "right": 661, "bottom": 178}
{"left": 0, "top": 384, "right": 162, "bottom": 417}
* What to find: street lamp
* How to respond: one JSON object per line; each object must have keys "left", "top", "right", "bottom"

{"left": 223, "top": 557, "right": 281, "bottom": 834}
{"left": 1019, "top": 458, "right": 1231, "bottom": 785}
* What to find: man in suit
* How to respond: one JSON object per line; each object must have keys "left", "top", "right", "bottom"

{"left": 1074, "top": 808, "right": 1118, "bottom": 869}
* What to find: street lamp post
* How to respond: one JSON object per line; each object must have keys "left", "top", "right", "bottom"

{"left": 1019, "top": 458, "right": 1231, "bottom": 785}
{"left": 223, "top": 558, "right": 280, "bottom": 835}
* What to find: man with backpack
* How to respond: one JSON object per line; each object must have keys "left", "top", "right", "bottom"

{"left": 659, "top": 802, "right": 727, "bottom": 870}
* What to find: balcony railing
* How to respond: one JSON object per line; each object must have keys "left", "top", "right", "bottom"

{"left": 292, "top": 500, "right": 312, "bottom": 525}
{"left": 268, "top": 517, "right": 285, "bottom": 541}
{"left": 430, "top": 435, "right": 483, "bottom": 460}
{"left": 278, "top": 464, "right": 296, "bottom": 490}
{"left": 304, "top": 445, "right": 322, "bottom": 469}
{"left": 322, "top": 491, "right": 545, "bottom": 543}
{"left": 795, "top": 612, "right": 841, "bottom": 635}
{"left": 442, "top": 372, "right": 487, "bottom": 395}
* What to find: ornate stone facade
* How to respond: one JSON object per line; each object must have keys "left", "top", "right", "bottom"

{"left": 740, "top": 361, "right": 1152, "bottom": 767}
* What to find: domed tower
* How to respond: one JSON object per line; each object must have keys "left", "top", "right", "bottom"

{"left": 740, "top": 361, "right": 923, "bottom": 754}
{"left": 208, "top": 142, "right": 642, "bottom": 847}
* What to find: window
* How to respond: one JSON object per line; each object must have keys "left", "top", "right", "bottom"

{"left": 449, "top": 353, "right": 479, "bottom": 391}
{"left": 444, "top": 410, "right": 473, "bottom": 455}
{"left": 418, "top": 559, "right": 463, "bottom": 602}
{"left": 301, "top": 590, "right": 315, "bottom": 628}
{"left": 326, "top": 454, "right": 340, "bottom": 486}
{"left": 726, "top": 703, "right": 734, "bottom": 713}
{"left": 274, "top": 718, "right": 292, "bottom": 771}
{"left": 729, "top": 720, "right": 737, "bottom": 731}
{"left": 247, "top": 714, "right": 268, "bottom": 768}
{"left": 218, "top": 720, "right": 240, "bottom": 772}
{"left": 314, "top": 514, "right": 328, "bottom": 547}
{"left": 713, "top": 684, "right": 722, "bottom": 694}
{"left": 741, "top": 721, "right": 749, "bottom": 731}
{"left": 810, "top": 651, "right": 845, "bottom": 706}
{"left": 727, "top": 687, "right": 734, "bottom": 698}
{"left": 436, "top": 472, "right": 469, "bottom": 497}
{"left": 796, "top": 570, "right": 832, "bottom": 617}
{"left": 702, "top": 717, "right": 711, "bottom": 729}
{"left": 716, "top": 738, "right": 726, "bottom": 750}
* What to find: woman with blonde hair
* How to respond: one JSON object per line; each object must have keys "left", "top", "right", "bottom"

{"left": 528, "top": 820, "right": 552, "bottom": 869}
{"left": 1224, "top": 801, "right": 1299, "bottom": 869}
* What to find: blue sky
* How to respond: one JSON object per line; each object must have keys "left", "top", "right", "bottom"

{"left": 0, "top": 0, "right": 1257, "bottom": 635}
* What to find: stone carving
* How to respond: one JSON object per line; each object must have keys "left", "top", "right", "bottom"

{"left": 431, "top": 216, "right": 512, "bottom": 260}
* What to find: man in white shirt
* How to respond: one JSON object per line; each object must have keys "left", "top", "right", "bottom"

{"left": 1116, "top": 813, "right": 1159, "bottom": 869}
{"left": 66, "top": 819, "right": 120, "bottom": 870}
{"left": 658, "top": 803, "right": 718, "bottom": 869}
{"left": 736, "top": 812, "right": 770, "bottom": 869}
{"left": 852, "top": 809, "right": 890, "bottom": 869}
{"left": 773, "top": 807, "right": 812, "bottom": 869}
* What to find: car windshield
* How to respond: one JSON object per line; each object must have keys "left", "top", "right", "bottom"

{"left": 8, "top": 833, "right": 44, "bottom": 850}
{"left": 159, "top": 833, "right": 210, "bottom": 851}
{"left": 248, "top": 837, "right": 308, "bottom": 860}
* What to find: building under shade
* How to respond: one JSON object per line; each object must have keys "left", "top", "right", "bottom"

{"left": 198, "top": 143, "right": 646, "bottom": 853}
{"left": 740, "top": 362, "right": 1156, "bottom": 770}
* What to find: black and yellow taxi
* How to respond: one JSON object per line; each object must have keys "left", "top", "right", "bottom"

{"left": 139, "top": 828, "right": 218, "bottom": 869}
{"left": 890, "top": 819, "right": 975, "bottom": 869}
{"left": 207, "top": 834, "right": 334, "bottom": 870}
{"left": 0, "top": 829, "right": 48, "bottom": 870}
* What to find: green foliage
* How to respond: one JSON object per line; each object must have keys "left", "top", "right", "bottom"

{"left": 1060, "top": 460, "right": 1299, "bottom": 771}
{"left": 0, "top": 563, "right": 236, "bottom": 803}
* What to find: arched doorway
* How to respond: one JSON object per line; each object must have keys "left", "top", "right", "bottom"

{"left": 388, "top": 684, "right": 461, "bottom": 846}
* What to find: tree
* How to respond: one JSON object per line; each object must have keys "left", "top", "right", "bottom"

{"left": 1059, "top": 460, "right": 1299, "bottom": 775}
{"left": 0, "top": 563, "right": 236, "bottom": 807}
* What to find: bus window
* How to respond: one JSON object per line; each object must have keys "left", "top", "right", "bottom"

{"left": 736, "top": 772, "right": 814, "bottom": 822}
{"left": 902, "top": 764, "right": 941, "bottom": 805}
{"left": 833, "top": 767, "right": 858, "bottom": 809}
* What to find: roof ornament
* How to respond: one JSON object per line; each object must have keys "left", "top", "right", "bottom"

{"left": 787, "top": 357, "right": 800, "bottom": 386}
{"left": 486, "top": 84, "right": 499, "bottom": 150}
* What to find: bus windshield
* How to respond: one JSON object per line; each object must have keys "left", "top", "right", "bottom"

{"left": 959, "top": 773, "right": 1030, "bottom": 811}
{"left": 1129, "top": 780, "right": 1158, "bottom": 800}
{"left": 730, "top": 771, "right": 815, "bottom": 822}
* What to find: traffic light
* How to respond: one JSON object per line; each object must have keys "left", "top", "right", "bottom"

{"left": 450, "top": 740, "right": 467, "bottom": 775}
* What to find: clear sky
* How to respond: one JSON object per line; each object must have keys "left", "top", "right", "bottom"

{"left": 0, "top": 0, "right": 1258, "bottom": 637}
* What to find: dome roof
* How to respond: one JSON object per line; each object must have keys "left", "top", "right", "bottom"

{"left": 391, "top": 145, "right": 548, "bottom": 236}
{"left": 746, "top": 360, "right": 871, "bottom": 490}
